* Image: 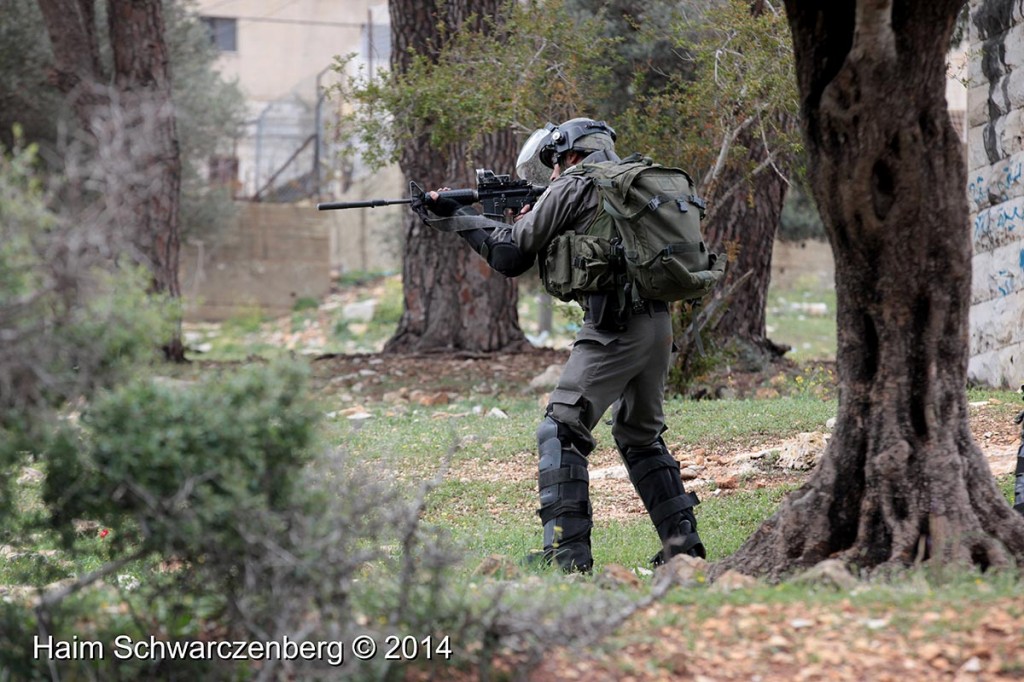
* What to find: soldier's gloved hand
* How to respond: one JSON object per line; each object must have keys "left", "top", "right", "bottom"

{"left": 425, "top": 189, "right": 462, "bottom": 217}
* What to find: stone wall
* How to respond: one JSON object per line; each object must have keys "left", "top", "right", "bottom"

{"left": 320, "top": 164, "right": 406, "bottom": 275}
{"left": 769, "top": 239, "right": 834, "bottom": 291}
{"left": 179, "top": 203, "right": 331, "bottom": 321}
{"left": 967, "top": 0, "right": 1024, "bottom": 387}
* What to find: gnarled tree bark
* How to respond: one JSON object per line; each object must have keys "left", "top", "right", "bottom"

{"left": 384, "top": 0, "right": 529, "bottom": 354}
{"left": 714, "top": 0, "right": 1024, "bottom": 581}
{"left": 37, "top": 0, "right": 185, "bottom": 361}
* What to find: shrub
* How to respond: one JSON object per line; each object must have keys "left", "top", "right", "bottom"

{"left": 43, "top": 361, "right": 318, "bottom": 567}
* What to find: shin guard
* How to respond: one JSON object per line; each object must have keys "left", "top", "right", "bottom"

{"left": 622, "top": 440, "right": 705, "bottom": 564}
{"left": 536, "top": 416, "right": 593, "bottom": 572}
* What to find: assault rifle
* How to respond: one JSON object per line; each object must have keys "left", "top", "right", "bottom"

{"left": 316, "top": 169, "right": 545, "bottom": 226}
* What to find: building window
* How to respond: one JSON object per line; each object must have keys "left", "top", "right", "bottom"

{"left": 201, "top": 16, "right": 237, "bottom": 53}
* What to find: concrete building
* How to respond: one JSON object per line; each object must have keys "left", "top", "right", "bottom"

{"left": 194, "top": 0, "right": 391, "bottom": 202}
{"left": 181, "top": 1, "right": 403, "bottom": 320}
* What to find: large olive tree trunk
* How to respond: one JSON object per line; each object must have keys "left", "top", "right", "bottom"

{"left": 37, "top": 0, "right": 185, "bottom": 361}
{"left": 715, "top": 0, "right": 1024, "bottom": 581}
{"left": 384, "top": 0, "right": 529, "bottom": 353}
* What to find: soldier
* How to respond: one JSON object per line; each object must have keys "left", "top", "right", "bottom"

{"left": 418, "top": 118, "right": 705, "bottom": 573}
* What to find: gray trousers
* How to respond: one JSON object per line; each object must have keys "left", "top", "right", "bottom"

{"left": 546, "top": 309, "right": 673, "bottom": 453}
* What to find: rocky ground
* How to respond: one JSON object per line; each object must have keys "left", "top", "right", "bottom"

{"left": 322, "top": 349, "right": 1024, "bottom": 681}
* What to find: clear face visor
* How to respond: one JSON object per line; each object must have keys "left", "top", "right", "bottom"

{"left": 515, "top": 125, "right": 556, "bottom": 187}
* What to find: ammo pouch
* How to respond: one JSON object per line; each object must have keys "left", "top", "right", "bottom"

{"left": 585, "top": 291, "right": 629, "bottom": 332}
{"left": 540, "top": 233, "right": 621, "bottom": 303}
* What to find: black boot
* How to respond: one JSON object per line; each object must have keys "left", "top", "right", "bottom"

{"left": 535, "top": 416, "right": 593, "bottom": 573}
{"left": 621, "top": 439, "right": 705, "bottom": 564}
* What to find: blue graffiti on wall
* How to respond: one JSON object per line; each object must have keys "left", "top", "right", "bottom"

{"left": 970, "top": 161, "right": 1024, "bottom": 209}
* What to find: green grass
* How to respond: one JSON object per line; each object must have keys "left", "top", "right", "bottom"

{"left": 663, "top": 395, "right": 836, "bottom": 447}
{"left": 766, "top": 275, "right": 837, "bottom": 360}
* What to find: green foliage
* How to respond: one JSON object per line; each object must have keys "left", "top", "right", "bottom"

{"left": 43, "top": 361, "right": 318, "bottom": 564}
{"left": 778, "top": 183, "right": 826, "bottom": 242}
{"left": 372, "top": 275, "right": 405, "bottom": 325}
{"left": 292, "top": 296, "right": 320, "bottom": 311}
{"left": 164, "top": 0, "right": 246, "bottom": 237}
{"left": 766, "top": 276, "right": 838, "bottom": 361}
{"left": 332, "top": 0, "right": 619, "bottom": 169}
{"left": 621, "top": 0, "right": 800, "bottom": 205}
{"left": 0, "top": 140, "right": 174, "bottom": 519}
{"left": 0, "top": 0, "right": 64, "bottom": 150}
{"left": 0, "top": 0, "right": 244, "bottom": 237}
{"left": 562, "top": 0, "right": 697, "bottom": 120}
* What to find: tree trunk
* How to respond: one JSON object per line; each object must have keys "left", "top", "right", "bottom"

{"left": 703, "top": 131, "right": 789, "bottom": 352}
{"left": 714, "top": 0, "right": 1024, "bottom": 581}
{"left": 38, "top": 0, "right": 185, "bottom": 361}
{"left": 384, "top": 0, "right": 529, "bottom": 354}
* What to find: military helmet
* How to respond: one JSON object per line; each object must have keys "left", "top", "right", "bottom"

{"left": 538, "top": 118, "right": 616, "bottom": 168}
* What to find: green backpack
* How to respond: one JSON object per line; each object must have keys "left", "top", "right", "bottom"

{"left": 540, "top": 154, "right": 726, "bottom": 303}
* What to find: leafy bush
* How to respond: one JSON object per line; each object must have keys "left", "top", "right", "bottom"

{"left": 0, "top": 140, "right": 173, "bottom": 520}
{"left": 43, "top": 362, "right": 318, "bottom": 566}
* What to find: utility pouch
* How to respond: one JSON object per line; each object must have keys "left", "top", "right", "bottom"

{"left": 541, "top": 233, "right": 619, "bottom": 302}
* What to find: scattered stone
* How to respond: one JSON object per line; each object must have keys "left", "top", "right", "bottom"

{"left": 655, "top": 554, "right": 708, "bottom": 587}
{"left": 597, "top": 563, "right": 642, "bottom": 589}
{"left": 382, "top": 390, "right": 408, "bottom": 403}
{"left": 791, "top": 301, "right": 829, "bottom": 316}
{"left": 826, "top": 417, "right": 837, "bottom": 430}
{"left": 716, "top": 387, "right": 738, "bottom": 400}
{"left": 486, "top": 407, "right": 509, "bottom": 419}
{"left": 472, "top": 554, "right": 520, "bottom": 578}
{"left": 776, "top": 432, "right": 828, "bottom": 470}
{"left": 710, "top": 569, "right": 759, "bottom": 593}
{"left": 528, "top": 364, "right": 564, "bottom": 392}
{"left": 790, "top": 558, "right": 860, "bottom": 591}
{"left": 116, "top": 574, "right": 141, "bottom": 591}
{"left": 716, "top": 476, "right": 739, "bottom": 490}
{"left": 340, "top": 405, "right": 371, "bottom": 418}
{"left": 959, "top": 656, "right": 983, "bottom": 674}
{"left": 411, "top": 390, "right": 450, "bottom": 406}
{"left": 0, "top": 585, "right": 39, "bottom": 604}
{"left": 680, "top": 466, "right": 701, "bottom": 481}
{"left": 342, "top": 299, "right": 377, "bottom": 322}
{"left": 17, "top": 467, "right": 44, "bottom": 485}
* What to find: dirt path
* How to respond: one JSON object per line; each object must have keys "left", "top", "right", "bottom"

{"left": 318, "top": 350, "right": 1024, "bottom": 680}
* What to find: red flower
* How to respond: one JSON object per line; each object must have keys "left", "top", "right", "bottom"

{"left": 99, "top": 529, "right": 110, "bottom": 539}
